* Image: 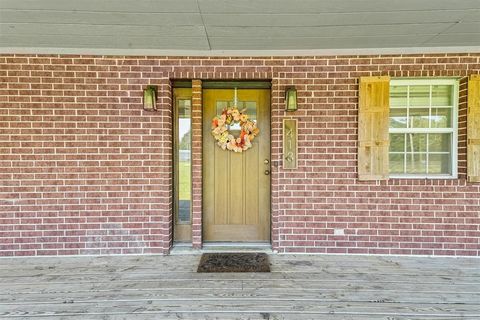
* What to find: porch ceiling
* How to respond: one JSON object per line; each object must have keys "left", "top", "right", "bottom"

{"left": 1, "top": 0, "right": 480, "bottom": 55}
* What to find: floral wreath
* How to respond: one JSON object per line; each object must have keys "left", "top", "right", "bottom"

{"left": 211, "top": 107, "right": 259, "bottom": 152}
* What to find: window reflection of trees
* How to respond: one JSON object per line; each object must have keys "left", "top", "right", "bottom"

{"left": 389, "top": 83, "right": 454, "bottom": 175}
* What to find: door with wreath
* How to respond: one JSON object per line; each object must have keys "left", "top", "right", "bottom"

{"left": 203, "top": 88, "right": 271, "bottom": 242}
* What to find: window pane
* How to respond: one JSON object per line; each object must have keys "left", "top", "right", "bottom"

{"left": 409, "top": 85, "right": 430, "bottom": 106}
{"left": 390, "top": 108, "right": 407, "bottom": 128}
{"left": 178, "top": 99, "right": 191, "bottom": 224}
{"left": 428, "top": 154, "right": 451, "bottom": 174}
{"left": 216, "top": 101, "right": 229, "bottom": 112}
{"left": 216, "top": 100, "right": 257, "bottom": 131}
{"left": 389, "top": 153, "right": 405, "bottom": 174}
{"left": 406, "top": 133, "right": 427, "bottom": 152}
{"left": 432, "top": 85, "right": 452, "bottom": 106}
{"left": 388, "top": 81, "right": 457, "bottom": 177}
{"left": 390, "top": 133, "right": 405, "bottom": 152}
{"left": 429, "top": 133, "right": 451, "bottom": 153}
{"left": 178, "top": 100, "right": 191, "bottom": 117}
{"left": 406, "top": 153, "right": 427, "bottom": 174}
{"left": 431, "top": 108, "right": 452, "bottom": 128}
{"left": 244, "top": 101, "right": 257, "bottom": 121}
{"left": 390, "top": 86, "right": 408, "bottom": 107}
{"left": 409, "top": 108, "right": 429, "bottom": 128}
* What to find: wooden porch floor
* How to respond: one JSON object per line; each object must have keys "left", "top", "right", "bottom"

{"left": 0, "top": 254, "right": 479, "bottom": 319}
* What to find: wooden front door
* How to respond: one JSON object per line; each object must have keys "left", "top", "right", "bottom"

{"left": 203, "top": 88, "right": 270, "bottom": 242}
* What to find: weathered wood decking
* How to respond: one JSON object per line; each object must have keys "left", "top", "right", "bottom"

{"left": 0, "top": 254, "right": 479, "bottom": 319}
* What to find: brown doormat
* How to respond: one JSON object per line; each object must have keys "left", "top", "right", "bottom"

{"left": 197, "top": 253, "right": 270, "bottom": 273}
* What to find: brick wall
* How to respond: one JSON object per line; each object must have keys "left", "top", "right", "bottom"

{"left": 191, "top": 80, "right": 203, "bottom": 249}
{"left": 1, "top": 53, "right": 479, "bottom": 256}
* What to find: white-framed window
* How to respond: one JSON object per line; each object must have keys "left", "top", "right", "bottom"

{"left": 389, "top": 79, "right": 459, "bottom": 178}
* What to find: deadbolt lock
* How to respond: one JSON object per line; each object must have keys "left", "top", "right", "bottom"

{"left": 264, "top": 170, "right": 270, "bottom": 175}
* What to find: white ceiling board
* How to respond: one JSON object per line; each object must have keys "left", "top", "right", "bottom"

{"left": 458, "top": 9, "right": 480, "bottom": 22}
{"left": 2, "top": 23, "right": 452, "bottom": 38}
{"left": 199, "top": 0, "right": 480, "bottom": 14}
{"left": 0, "top": 23, "right": 207, "bottom": 38}
{"left": 0, "top": 0, "right": 199, "bottom": 13}
{"left": 4, "top": 47, "right": 480, "bottom": 56}
{"left": 443, "top": 22, "right": 480, "bottom": 34}
{"left": 426, "top": 33, "right": 480, "bottom": 45}
{"left": 2, "top": 0, "right": 479, "bottom": 14}
{"left": 0, "top": 10, "right": 204, "bottom": 26}
{"left": 202, "top": 11, "right": 474, "bottom": 27}
{"left": 206, "top": 24, "right": 452, "bottom": 38}
{"left": 0, "top": 34, "right": 210, "bottom": 50}
{"left": 209, "top": 35, "right": 435, "bottom": 50}
{"left": 1, "top": 0, "right": 480, "bottom": 54}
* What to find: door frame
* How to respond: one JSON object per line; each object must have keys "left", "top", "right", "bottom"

{"left": 171, "top": 80, "right": 273, "bottom": 248}
{"left": 201, "top": 81, "right": 272, "bottom": 244}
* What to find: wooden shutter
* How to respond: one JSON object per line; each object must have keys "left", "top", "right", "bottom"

{"left": 468, "top": 75, "right": 480, "bottom": 182}
{"left": 358, "top": 76, "right": 390, "bottom": 180}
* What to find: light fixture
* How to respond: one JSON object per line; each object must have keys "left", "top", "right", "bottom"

{"left": 143, "top": 85, "right": 157, "bottom": 111}
{"left": 285, "top": 87, "right": 297, "bottom": 112}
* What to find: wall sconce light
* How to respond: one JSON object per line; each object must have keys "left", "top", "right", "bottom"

{"left": 285, "top": 87, "right": 297, "bottom": 112}
{"left": 143, "top": 85, "right": 157, "bottom": 111}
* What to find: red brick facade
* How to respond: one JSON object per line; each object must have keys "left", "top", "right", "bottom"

{"left": 1, "top": 53, "right": 479, "bottom": 257}
{"left": 191, "top": 80, "right": 203, "bottom": 249}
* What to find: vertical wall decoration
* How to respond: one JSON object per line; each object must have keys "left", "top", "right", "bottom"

{"left": 468, "top": 75, "right": 480, "bottom": 182}
{"left": 283, "top": 119, "right": 298, "bottom": 169}
{"left": 358, "top": 76, "right": 390, "bottom": 180}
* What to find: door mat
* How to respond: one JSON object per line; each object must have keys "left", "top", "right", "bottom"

{"left": 197, "top": 253, "right": 270, "bottom": 273}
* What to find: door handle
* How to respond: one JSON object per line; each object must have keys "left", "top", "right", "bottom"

{"left": 264, "top": 159, "right": 269, "bottom": 164}
{"left": 264, "top": 170, "right": 270, "bottom": 175}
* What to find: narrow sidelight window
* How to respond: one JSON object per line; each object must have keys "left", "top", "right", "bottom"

{"left": 173, "top": 88, "right": 192, "bottom": 241}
